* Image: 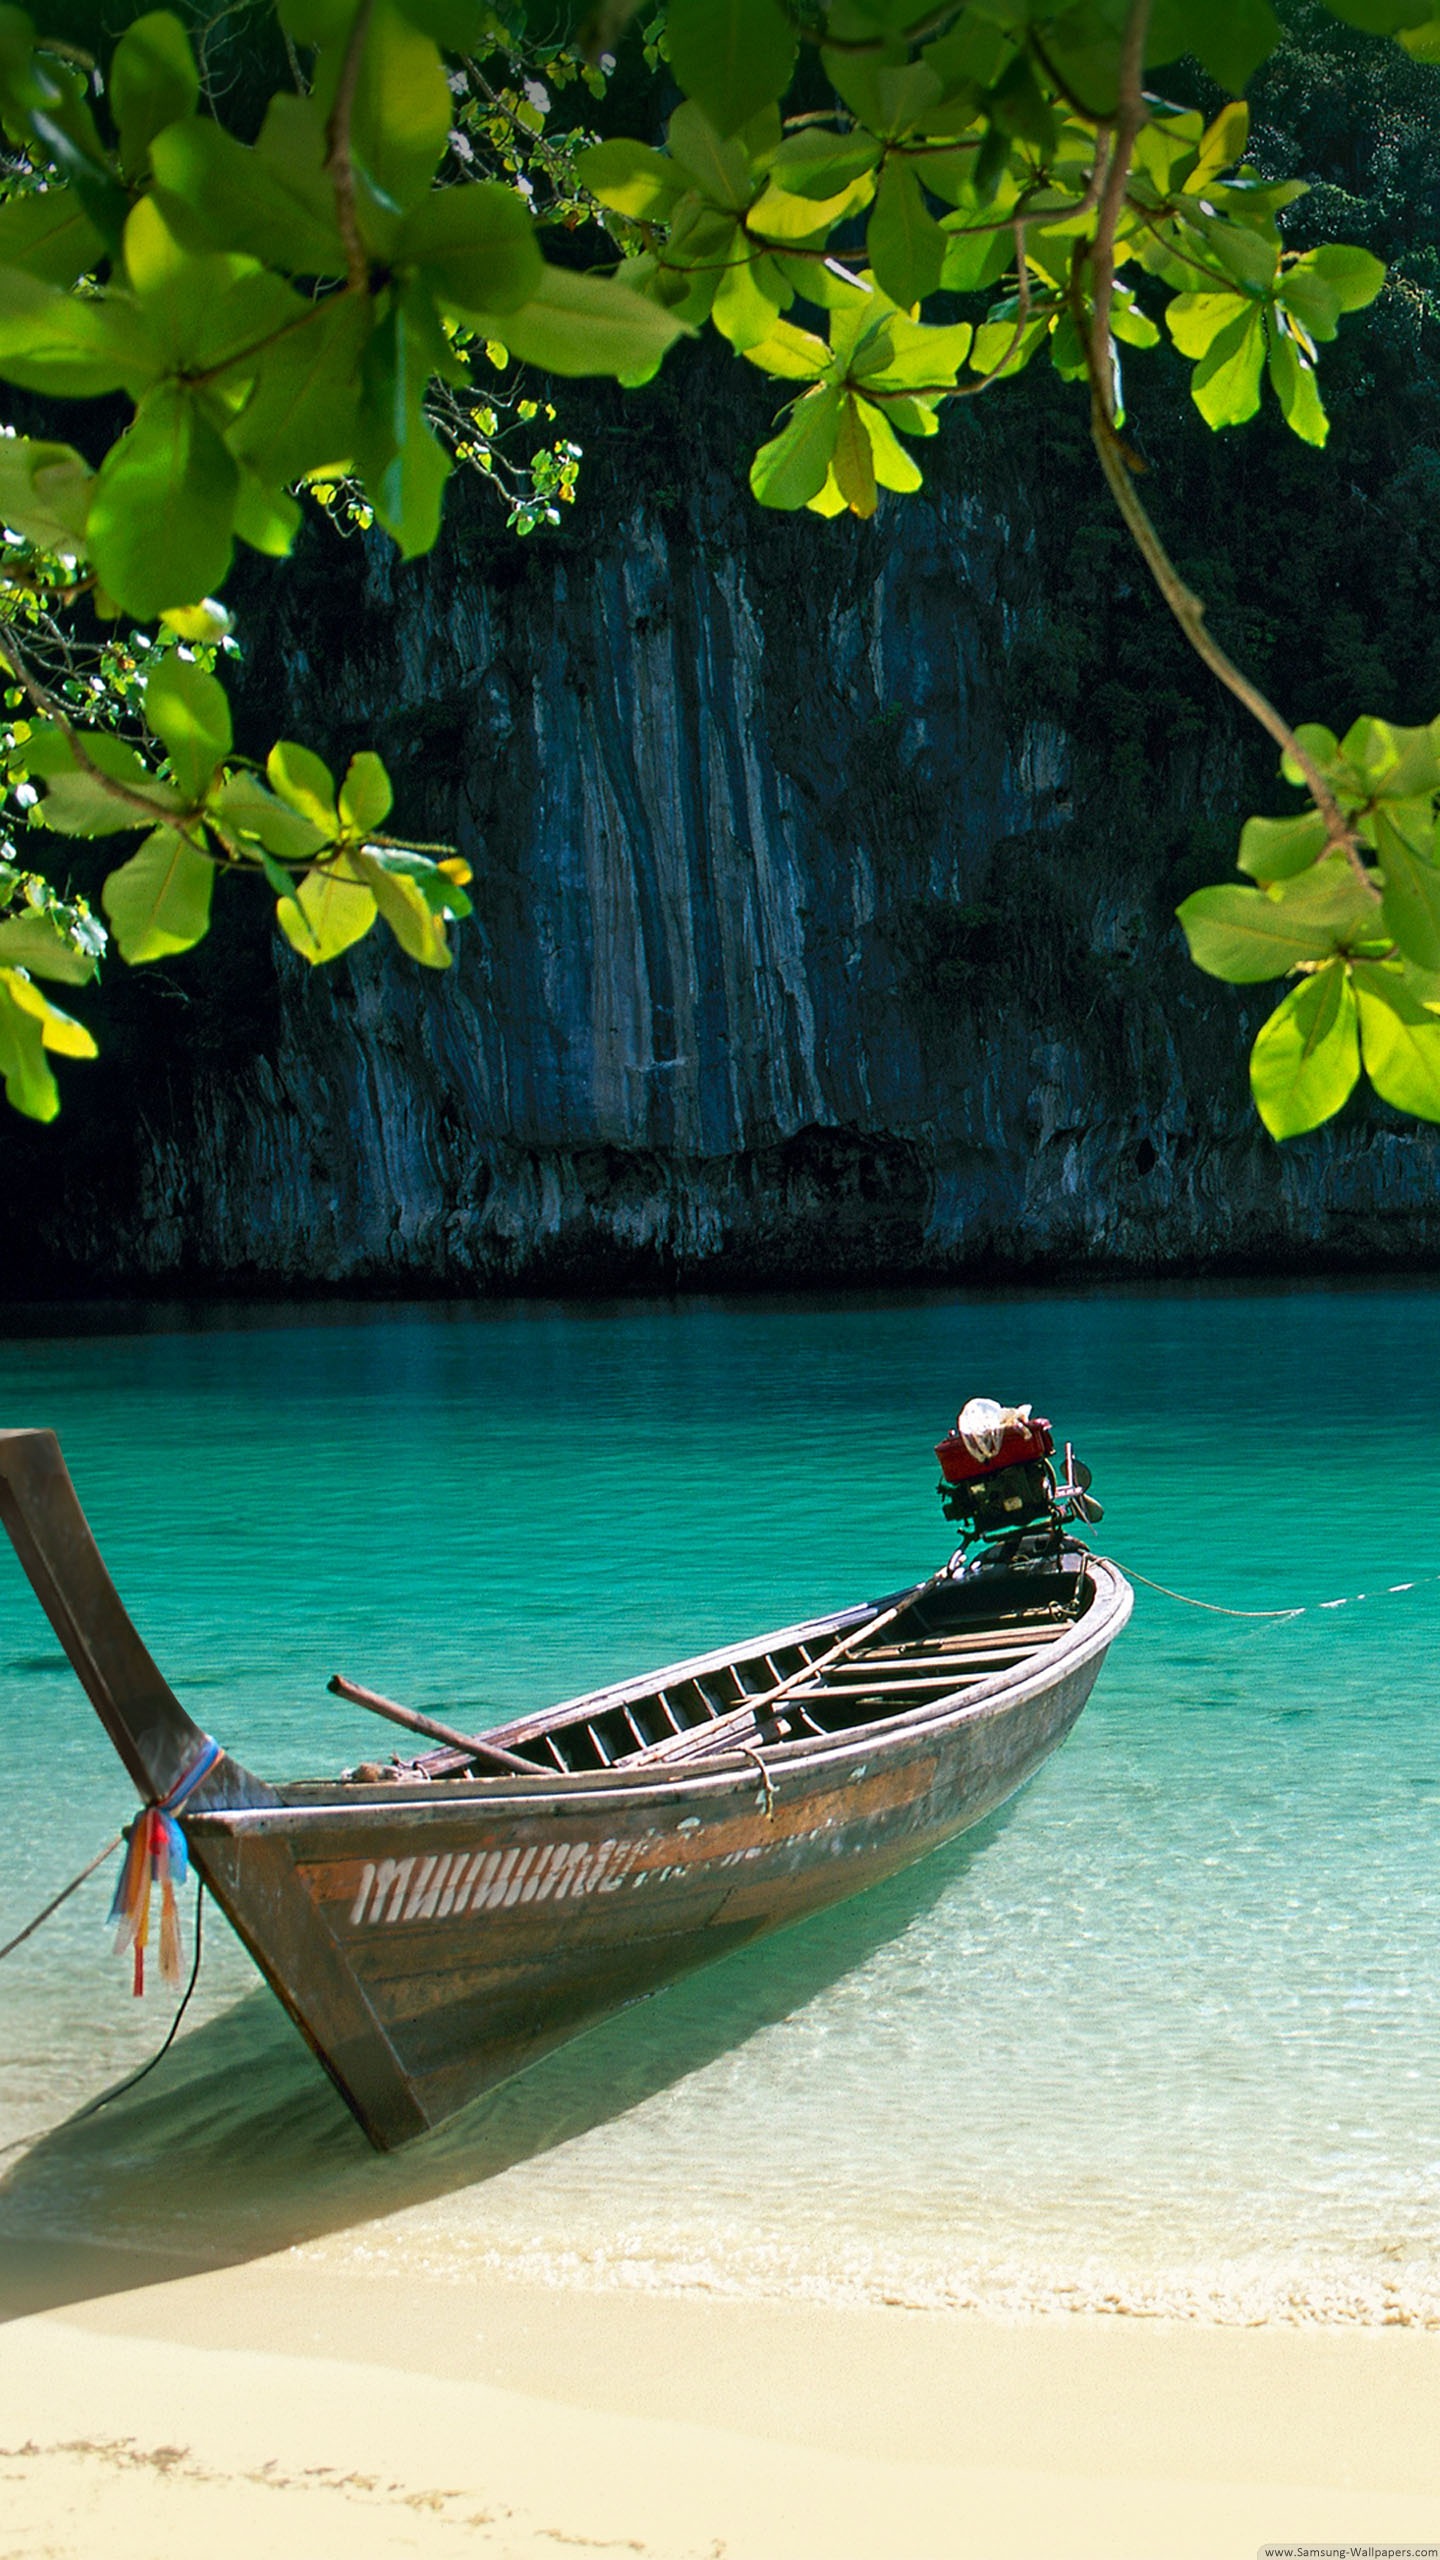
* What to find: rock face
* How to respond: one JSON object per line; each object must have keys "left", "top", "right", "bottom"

{"left": 8, "top": 350, "right": 1440, "bottom": 1292}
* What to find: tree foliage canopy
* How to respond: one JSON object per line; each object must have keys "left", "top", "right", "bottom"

{"left": 0, "top": 0, "right": 1433, "bottom": 1142}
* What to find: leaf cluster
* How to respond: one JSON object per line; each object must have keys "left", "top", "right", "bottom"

{"left": 0, "top": 0, "right": 1433, "bottom": 1144}
{"left": 1178, "top": 716, "right": 1440, "bottom": 1135}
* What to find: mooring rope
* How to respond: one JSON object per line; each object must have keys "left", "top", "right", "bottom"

{"left": 0, "top": 1831, "right": 123, "bottom": 1962}
{"left": 1114, "top": 1564, "right": 1304, "bottom": 1621}
{"left": 1110, "top": 1558, "right": 1440, "bottom": 1624}
{"left": 0, "top": 1878, "right": 206, "bottom": 2162}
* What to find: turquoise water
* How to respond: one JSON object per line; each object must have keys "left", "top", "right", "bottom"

{"left": 3, "top": 1287, "right": 1440, "bottom": 2324}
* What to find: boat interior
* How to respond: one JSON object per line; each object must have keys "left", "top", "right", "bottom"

{"left": 337, "top": 1546, "right": 1097, "bottom": 1789}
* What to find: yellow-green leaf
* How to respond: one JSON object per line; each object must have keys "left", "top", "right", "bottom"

{"left": 1249, "top": 964, "right": 1359, "bottom": 1138}
{"left": 352, "top": 849, "right": 451, "bottom": 967}
{"left": 267, "top": 739, "right": 339, "bottom": 831}
{"left": 102, "top": 826, "right": 215, "bottom": 962}
{"left": 276, "top": 861, "right": 378, "bottom": 963}
{"left": 1355, "top": 964, "right": 1440, "bottom": 1118}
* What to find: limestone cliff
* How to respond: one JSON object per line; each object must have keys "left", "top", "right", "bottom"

{"left": 6, "top": 328, "right": 1440, "bottom": 1293}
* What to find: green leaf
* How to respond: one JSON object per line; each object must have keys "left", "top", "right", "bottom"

{"left": 1321, "top": 0, "right": 1432, "bottom": 28}
{"left": 144, "top": 656, "right": 232, "bottom": 801}
{"left": 25, "top": 727, "right": 180, "bottom": 836}
{"left": 390, "top": 0, "right": 490, "bottom": 40}
{"left": 400, "top": 182, "right": 542, "bottom": 318}
{"left": 1177, "top": 879, "right": 1354, "bottom": 980}
{"left": 0, "top": 434, "right": 90, "bottom": 549}
{"left": 1280, "top": 722, "right": 1340, "bottom": 789}
{"left": 267, "top": 740, "right": 339, "bottom": 832}
{"left": 338, "top": 750, "right": 393, "bottom": 837}
{"left": 123, "top": 198, "right": 309, "bottom": 383}
{"left": 1189, "top": 305, "right": 1265, "bottom": 429}
{"left": 0, "top": 970, "right": 57, "bottom": 1119}
{"left": 770, "top": 130, "right": 881, "bottom": 202}
{"left": 738, "top": 317, "right": 831, "bottom": 381}
{"left": 748, "top": 175, "right": 870, "bottom": 245}
{"left": 161, "top": 597, "right": 232, "bottom": 644}
{"left": 832, "top": 394, "right": 876, "bottom": 517}
{"left": 212, "top": 771, "right": 328, "bottom": 865}
{"left": 1237, "top": 811, "right": 1329, "bottom": 881}
{"left": 1340, "top": 715, "right": 1440, "bottom": 798}
{"left": 366, "top": 848, "right": 469, "bottom": 917}
{"left": 750, "top": 385, "right": 842, "bottom": 510}
{"left": 0, "top": 907, "right": 96, "bottom": 984}
{"left": 276, "top": 859, "right": 378, "bottom": 964}
{"left": 854, "top": 312, "right": 973, "bottom": 393}
{"left": 1355, "top": 964, "right": 1440, "bottom": 1117}
{"left": 352, "top": 847, "right": 451, "bottom": 966}
{"left": 110, "top": 11, "right": 198, "bottom": 181}
{"left": 667, "top": 0, "right": 797, "bottom": 141}
{"left": 0, "top": 183, "right": 103, "bottom": 285}
{"left": 867, "top": 159, "right": 947, "bottom": 311}
{"left": 711, "top": 244, "right": 785, "bottom": 350}
{"left": 0, "top": 42, "right": 129, "bottom": 251}
{"left": 822, "top": 45, "right": 940, "bottom": 140}
{"left": 857, "top": 395, "right": 923, "bottom": 493}
{"left": 576, "top": 138, "right": 688, "bottom": 220}
{"left": 101, "top": 825, "right": 214, "bottom": 962}
{"left": 226, "top": 295, "right": 369, "bottom": 487}
{"left": 939, "top": 219, "right": 1013, "bottom": 296}
{"left": 1147, "top": 0, "right": 1283, "bottom": 90}
{"left": 969, "top": 313, "right": 1048, "bottom": 379}
{"left": 1266, "top": 322, "right": 1327, "bottom": 446}
{"left": 666, "top": 103, "right": 760, "bottom": 214}
{"left": 353, "top": 291, "right": 451, "bottom": 556}
{"left": 0, "top": 266, "right": 153, "bottom": 399}
{"left": 1165, "top": 291, "right": 1245, "bottom": 360}
{"left": 87, "top": 382, "right": 238, "bottom": 618}
{"left": 1249, "top": 964, "right": 1359, "bottom": 1137}
{"left": 1376, "top": 812, "right": 1440, "bottom": 970}
{"left": 233, "top": 468, "right": 301, "bottom": 559}
{"left": 1264, "top": 852, "right": 1380, "bottom": 941}
{"left": 1281, "top": 244, "right": 1386, "bottom": 340}
{"left": 1188, "top": 209, "right": 1278, "bottom": 295}
{"left": 150, "top": 114, "right": 344, "bottom": 275}
{"left": 466, "top": 264, "right": 686, "bottom": 384}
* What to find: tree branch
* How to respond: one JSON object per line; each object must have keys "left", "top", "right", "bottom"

{"left": 324, "top": 0, "right": 375, "bottom": 297}
{"left": 1074, "top": 0, "right": 1371, "bottom": 878}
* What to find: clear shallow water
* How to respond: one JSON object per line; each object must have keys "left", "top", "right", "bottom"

{"left": 3, "top": 1287, "right": 1440, "bottom": 2325}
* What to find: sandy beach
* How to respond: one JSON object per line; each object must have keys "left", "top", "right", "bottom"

{"left": 4, "top": 2241, "right": 1440, "bottom": 2558}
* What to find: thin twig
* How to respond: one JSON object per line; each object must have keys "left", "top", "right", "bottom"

{"left": 0, "top": 625, "right": 200, "bottom": 838}
{"left": 324, "top": 0, "right": 375, "bottom": 296}
{"left": 1074, "top": 0, "right": 1371, "bottom": 874}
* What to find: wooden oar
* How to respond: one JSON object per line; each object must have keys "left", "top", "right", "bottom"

{"left": 623, "top": 1565, "right": 958, "bottom": 1769}
{"left": 329, "top": 1675, "right": 542, "bottom": 1777}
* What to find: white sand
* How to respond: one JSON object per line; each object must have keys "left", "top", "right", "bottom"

{"left": 4, "top": 2243, "right": 1440, "bottom": 2557}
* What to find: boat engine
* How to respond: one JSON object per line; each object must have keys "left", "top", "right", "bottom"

{"left": 935, "top": 1398, "right": 1102, "bottom": 1546}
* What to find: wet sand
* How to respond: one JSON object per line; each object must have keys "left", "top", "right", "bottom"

{"left": 5, "top": 2243, "right": 1440, "bottom": 2557}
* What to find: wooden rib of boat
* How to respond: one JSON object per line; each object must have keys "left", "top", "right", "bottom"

{"left": 0, "top": 1423, "right": 1132, "bottom": 2152}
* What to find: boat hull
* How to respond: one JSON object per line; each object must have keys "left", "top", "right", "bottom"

{"left": 188, "top": 1623, "right": 1114, "bottom": 2148}
{"left": 0, "top": 1428, "right": 1131, "bottom": 2154}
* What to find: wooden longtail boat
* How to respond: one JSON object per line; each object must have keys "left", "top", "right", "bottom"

{"left": 0, "top": 1416, "right": 1131, "bottom": 2152}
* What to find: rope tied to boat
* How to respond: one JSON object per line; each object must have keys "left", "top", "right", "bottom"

{"left": 1111, "top": 1564, "right": 1304, "bottom": 1621}
{"left": 107, "top": 1736, "right": 223, "bottom": 1997}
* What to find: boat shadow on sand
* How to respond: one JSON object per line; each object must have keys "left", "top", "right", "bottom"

{"left": 0, "top": 1797, "right": 1023, "bottom": 2321}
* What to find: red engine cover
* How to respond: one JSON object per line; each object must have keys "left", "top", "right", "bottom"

{"left": 935, "top": 1416, "right": 1054, "bottom": 1485}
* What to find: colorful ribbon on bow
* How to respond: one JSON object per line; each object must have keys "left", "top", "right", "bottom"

{"left": 108, "top": 1737, "right": 224, "bottom": 1997}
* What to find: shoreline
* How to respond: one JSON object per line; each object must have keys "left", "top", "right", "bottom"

{"left": 5, "top": 2243, "right": 1440, "bottom": 2558}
